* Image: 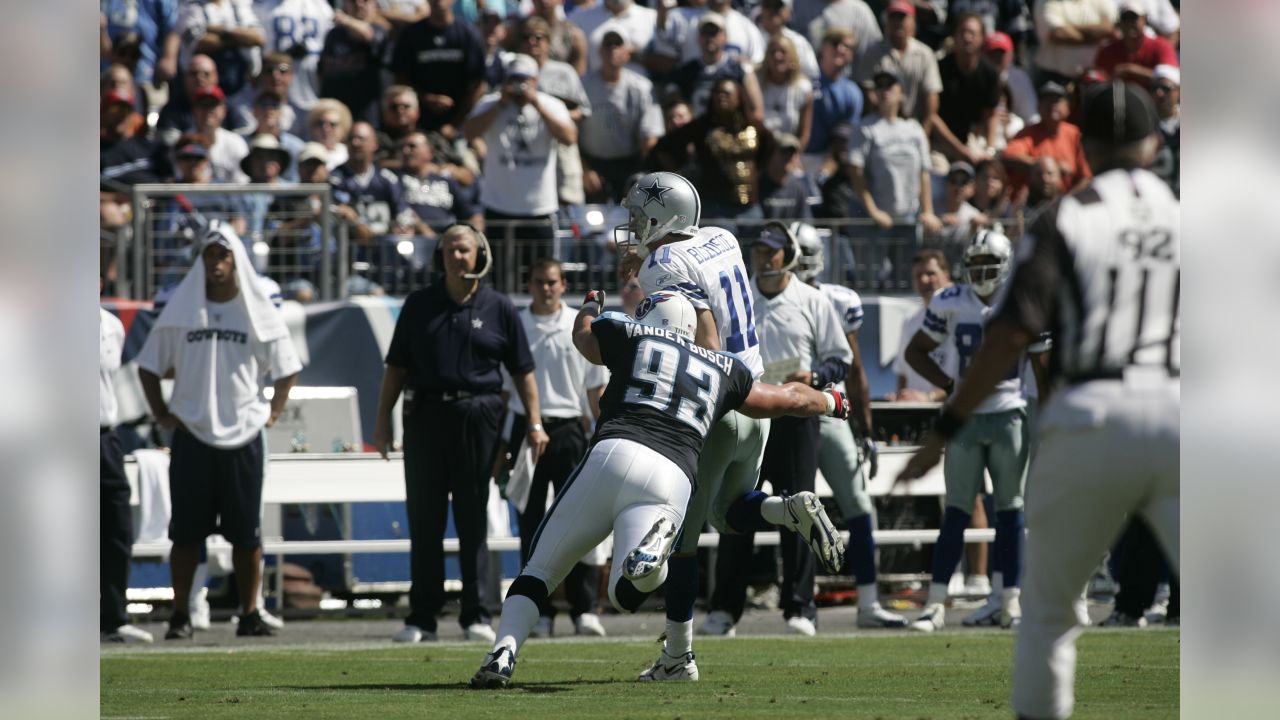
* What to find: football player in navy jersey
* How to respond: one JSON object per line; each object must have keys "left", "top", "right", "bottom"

{"left": 471, "top": 291, "right": 848, "bottom": 689}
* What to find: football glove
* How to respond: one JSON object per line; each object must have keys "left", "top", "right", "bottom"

{"left": 823, "top": 387, "right": 851, "bottom": 420}
{"left": 859, "top": 434, "right": 879, "bottom": 479}
{"left": 583, "top": 289, "right": 606, "bottom": 314}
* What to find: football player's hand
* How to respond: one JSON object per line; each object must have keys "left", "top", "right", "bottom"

{"left": 824, "top": 387, "right": 850, "bottom": 420}
{"left": 583, "top": 289, "right": 606, "bottom": 313}
{"left": 372, "top": 419, "right": 394, "bottom": 461}
{"left": 860, "top": 434, "right": 879, "bottom": 479}
{"left": 894, "top": 433, "right": 945, "bottom": 491}
{"left": 527, "top": 427, "right": 550, "bottom": 464}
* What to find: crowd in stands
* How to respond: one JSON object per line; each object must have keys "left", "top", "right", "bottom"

{"left": 100, "top": 0, "right": 1180, "bottom": 299}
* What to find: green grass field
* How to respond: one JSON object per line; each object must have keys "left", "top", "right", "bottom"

{"left": 102, "top": 630, "right": 1178, "bottom": 719}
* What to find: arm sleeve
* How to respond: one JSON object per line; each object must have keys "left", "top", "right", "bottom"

{"left": 266, "top": 335, "right": 305, "bottom": 379}
{"left": 1154, "top": 38, "right": 1179, "bottom": 67}
{"left": 466, "top": 94, "right": 500, "bottom": 121}
{"left": 590, "top": 315, "right": 628, "bottom": 370}
{"left": 810, "top": 295, "right": 854, "bottom": 384}
{"left": 920, "top": 292, "right": 951, "bottom": 343}
{"left": 922, "top": 54, "right": 943, "bottom": 95}
{"left": 384, "top": 291, "right": 420, "bottom": 367}
{"left": 722, "top": 358, "right": 756, "bottom": 412}
{"left": 134, "top": 327, "right": 174, "bottom": 376}
{"left": 990, "top": 205, "right": 1067, "bottom": 335}
{"left": 502, "top": 299, "right": 536, "bottom": 376}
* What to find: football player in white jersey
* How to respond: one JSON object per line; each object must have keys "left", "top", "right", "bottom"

{"left": 791, "top": 222, "right": 910, "bottom": 628}
{"left": 616, "top": 172, "right": 845, "bottom": 680}
{"left": 903, "top": 229, "right": 1047, "bottom": 632}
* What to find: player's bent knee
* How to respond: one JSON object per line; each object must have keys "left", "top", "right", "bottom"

{"left": 506, "top": 574, "right": 550, "bottom": 608}
{"left": 608, "top": 576, "right": 650, "bottom": 614}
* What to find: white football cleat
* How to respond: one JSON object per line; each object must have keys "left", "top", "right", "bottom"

{"left": 962, "top": 598, "right": 1004, "bottom": 627}
{"left": 102, "top": 624, "right": 154, "bottom": 644}
{"left": 638, "top": 650, "right": 699, "bottom": 682}
{"left": 782, "top": 492, "right": 845, "bottom": 574}
{"left": 911, "top": 603, "right": 946, "bottom": 632}
{"left": 856, "top": 603, "right": 910, "bottom": 629}
{"left": 785, "top": 616, "right": 817, "bottom": 636}
{"left": 529, "top": 616, "right": 553, "bottom": 638}
{"left": 258, "top": 607, "right": 285, "bottom": 629}
{"left": 696, "top": 610, "right": 736, "bottom": 636}
{"left": 470, "top": 646, "right": 516, "bottom": 689}
{"left": 964, "top": 574, "right": 992, "bottom": 598}
{"left": 1001, "top": 593, "right": 1022, "bottom": 629}
{"left": 574, "top": 613, "right": 606, "bottom": 637}
{"left": 624, "top": 517, "right": 678, "bottom": 582}
{"left": 465, "top": 622, "right": 497, "bottom": 643}
{"left": 392, "top": 624, "right": 437, "bottom": 643}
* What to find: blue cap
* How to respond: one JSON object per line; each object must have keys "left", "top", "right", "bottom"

{"left": 754, "top": 225, "right": 791, "bottom": 250}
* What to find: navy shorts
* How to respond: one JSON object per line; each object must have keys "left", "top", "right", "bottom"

{"left": 168, "top": 428, "right": 265, "bottom": 547}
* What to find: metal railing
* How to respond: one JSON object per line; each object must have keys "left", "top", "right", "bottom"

{"left": 108, "top": 182, "right": 965, "bottom": 300}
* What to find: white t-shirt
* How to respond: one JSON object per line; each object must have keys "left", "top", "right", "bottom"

{"left": 136, "top": 297, "right": 303, "bottom": 448}
{"left": 752, "top": 276, "right": 851, "bottom": 385}
{"left": 636, "top": 226, "right": 764, "bottom": 377}
{"left": 469, "top": 92, "right": 571, "bottom": 217}
{"left": 177, "top": 0, "right": 263, "bottom": 73}
{"left": 580, "top": 68, "right": 665, "bottom": 160}
{"left": 893, "top": 304, "right": 959, "bottom": 395}
{"left": 918, "top": 284, "right": 1025, "bottom": 414}
{"left": 571, "top": 3, "right": 657, "bottom": 75}
{"left": 254, "top": 0, "right": 334, "bottom": 112}
{"left": 651, "top": 7, "right": 766, "bottom": 65}
{"left": 502, "top": 304, "right": 608, "bottom": 419}
{"left": 211, "top": 127, "right": 251, "bottom": 184}
{"left": 762, "top": 76, "right": 813, "bottom": 140}
{"left": 100, "top": 308, "right": 125, "bottom": 427}
{"left": 1034, "top": 0, "right": 1117, "bottom": 77}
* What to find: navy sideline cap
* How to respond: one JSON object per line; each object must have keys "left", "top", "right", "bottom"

{"left": 754, "top": 225, "right": 791, "bottom": 250}
{"left": 1080, "top": 80, "right": 1158, "bottom": 143}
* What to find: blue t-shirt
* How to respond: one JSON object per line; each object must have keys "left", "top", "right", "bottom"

{"left": 102, "top": 0, "right": 180, "bottom": 84}
{"left": 399, "top": 171, "right": 476, "bottom": 231}
{"left": 807, "top": 74, "right": 864, "bottom": 155}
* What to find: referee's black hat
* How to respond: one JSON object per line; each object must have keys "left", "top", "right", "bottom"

{"left": 1080, "top": 80, "right": 1158, "bottom": 143}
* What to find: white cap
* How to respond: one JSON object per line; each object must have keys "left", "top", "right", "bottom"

{"left": 1152, "top": 64, "right": 1180, "bottom": 87}
{"left": 506, "top": 53, "right": 539, "bottom": 79}
{"left": 1117, "top": 0, "right": 1146, "bottom": 15}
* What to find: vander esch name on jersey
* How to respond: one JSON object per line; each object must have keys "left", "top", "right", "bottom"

{"left": 186, "top": 328, "right": 249, "bottom": 344}
{"left": 622, "top": 322, "right": 735, "bottom": 375}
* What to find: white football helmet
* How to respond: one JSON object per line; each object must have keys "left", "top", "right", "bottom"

{"left": 963, "top": 228, "right": 1013, "bottom": 296}
{"left": 790, "top": 221, "right": 824, "bottom": 283}
{"left": 634, "top": 291, "right": 697, "bottom": 340}
{"left": 615, "top": 172, "right": 701, "bottom": 258}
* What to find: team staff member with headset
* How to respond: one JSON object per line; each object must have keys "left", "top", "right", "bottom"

{"left": 374, "top": 224, "right": 551, "bottom": 644}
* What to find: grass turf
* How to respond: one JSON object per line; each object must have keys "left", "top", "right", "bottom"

{"left": 102, "top": 630, "right": 1178, "bottom": 719}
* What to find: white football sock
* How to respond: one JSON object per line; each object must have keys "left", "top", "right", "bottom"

{"left": 761, "top": 497, "right": 786, "bottom": 525}
{"left": 1002, "top": 586, "right": 1021, "bottom": 606}
{"left": 857, "top": 582, "right": 880, "bottom": 611}
{"left": 493, "top": 594, "right": 540, "bottom": 655}
{"left": 665, "top": 618, "right": 694, "bottom": 656}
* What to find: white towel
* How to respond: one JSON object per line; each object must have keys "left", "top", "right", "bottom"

{"left": 132, "top": 449, "right": 171, "bottom": 545}
{"left": 151, "top": 222, "right": 289, "bottom": 343}
{"left": 506, "top": 443, "right": 535, "bottom": 514}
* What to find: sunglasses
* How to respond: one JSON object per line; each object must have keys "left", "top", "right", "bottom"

{"left": 524, "top": 33, "right": 548, "bottom": 42}
{"left": 268, "top": 63, "right": 292, "bottom": 74}
{"left": 312, "top": 118, "right": 338, "bottom": 128}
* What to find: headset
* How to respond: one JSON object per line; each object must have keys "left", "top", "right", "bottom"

{"left": 431, "top": 222, "right": 492, "bottom": 280}
{"left": 757, "top": 221, "right": 801, "bottom": 277}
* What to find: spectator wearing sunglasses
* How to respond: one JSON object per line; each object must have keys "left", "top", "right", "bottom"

{"left": 305, "top": 98, "right": 353, "bottom": 169}
{"left": 228, "top": 53, "right": 307, "bottom": 137}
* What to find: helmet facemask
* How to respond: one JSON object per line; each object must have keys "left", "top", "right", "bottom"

{"left": 966, "top": 254, "right": 1007, "bottom": 296}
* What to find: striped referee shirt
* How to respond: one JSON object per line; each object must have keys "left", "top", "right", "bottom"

{"left": 992, "top": 168, "right": 1180, "bottom": 386}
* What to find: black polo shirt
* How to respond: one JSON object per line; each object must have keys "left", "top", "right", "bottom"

{"left": 386, "top": 283, "right": 534, "bottom": 394}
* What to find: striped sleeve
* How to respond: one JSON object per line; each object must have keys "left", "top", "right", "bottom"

{"left": 920, "top": 307, "right": 949, "bottom": 342}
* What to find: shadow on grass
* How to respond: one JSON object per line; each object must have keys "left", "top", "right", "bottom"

{"left": 281, "top": 679, "right": 623, "bottom": 694}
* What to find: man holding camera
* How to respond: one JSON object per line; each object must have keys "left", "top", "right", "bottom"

{"left": 463, "top": 54, "right": 577, "bottom": 277}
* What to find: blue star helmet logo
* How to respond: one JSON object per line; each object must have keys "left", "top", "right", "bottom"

{"left": 640, "top": 177, "right": 673, "bottom": 208}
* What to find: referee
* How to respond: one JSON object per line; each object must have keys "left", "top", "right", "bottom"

{"left": 374, "top": 225, "right": 550, "bottom": 644}
{"left": 707, "top": 223, "right": 853, "bottom": 636}
{"left": 501, "top": 258, "right": 609, "bottom": 637}
{"left": 898, "top": 81, "right": 1179, "bottom": 720}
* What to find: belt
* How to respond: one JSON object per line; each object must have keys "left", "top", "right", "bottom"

{"left": 540, "top": 415, "right": 583, "bottom": 429}
{"left": 1065, "top": 366, "right": 1180, "bottom": 385}
{"left": 416, "top": 389, "right": 498, "bottom": 403}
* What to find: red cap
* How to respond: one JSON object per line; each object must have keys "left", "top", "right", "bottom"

{"left": 984, "top": 31, "right": 1014, "bottom": 54}
{"left": 192, "top": 85, "right": 226, "bottom": 104}
{"left": 102, "top": 88, "right": 135, "bottom": 108}
{"left": 886, "top": 0, "right": 916, "bottom": 16}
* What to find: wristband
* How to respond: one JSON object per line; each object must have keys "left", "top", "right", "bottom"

{"left": 823, "top": 391, "right": 836, "bottom": 415}
{"left": 528, "top": 423, "right": 544, "bottom": 434}
{"left": 933, "top": 407, "right": 967, "bottom": 440}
